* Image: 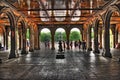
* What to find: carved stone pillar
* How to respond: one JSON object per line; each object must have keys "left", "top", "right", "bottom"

{"left": 9, "top": 27, "right": 16, "bottom": 59}
{"left": 66, "top": 29, "right": 70, "bottom": 50}
{"left": 29, "top": 28, "right": 34, "bottom": 52}
{"left": 38, "top": 28, "right": 40, "bottom": 49}
{"left": 103, "top": 17, "right": 112, "bottom": 58}
{"left": 80, "top": 27, "right": 84, "bottom": 41}
{"left": 21, "top": 28, "right": 28, "bottom": 54}
{"left": 34, "top": 27, "right": 40, "bottom": 50}
{"left": 93, "top": 23, "right": 100, "bottom": 53}
{"left": 51, "top": 29, "right": 55, "bottom": 50}
{"left": 87, "top": 27, "right": 92, "bottom": 51}
{"left": 5, "top": 27, "right": 9, "bottom": 50}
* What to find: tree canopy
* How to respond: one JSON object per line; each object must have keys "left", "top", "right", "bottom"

{"left": 39, "top": 31, "right": 82, "bottom": 42}
{"left": 70, "top": 31, "right": 81, "bottom": 41}
{"left": 40, "top": 32, "right": 51, "bottom": 42}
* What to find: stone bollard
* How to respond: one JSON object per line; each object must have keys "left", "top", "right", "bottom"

{"left": 0, "top": 59, "right": 2, "bottom": 63}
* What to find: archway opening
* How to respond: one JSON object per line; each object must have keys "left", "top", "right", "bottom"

{"left": 40, "top": 28, "right": 51, "bottom": 48}
{"left": 110, "top": 11, "right": 120, "bottom": 49}
{"left": 55, "top": 28, "right": 66, "bottom": 50}
{"left": 70, "top": 28, "right": 81, "bottom": 49}
{"left": 0, "top": 13, "right": 11, "bottom": 51}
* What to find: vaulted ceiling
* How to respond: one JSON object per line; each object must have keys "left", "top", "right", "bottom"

{"left": 3, "top": 0, "right": 111, "bottom": 25}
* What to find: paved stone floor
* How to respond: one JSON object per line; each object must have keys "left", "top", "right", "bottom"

{"left": 0, "top": 47, "right": 120, "bottom": 80}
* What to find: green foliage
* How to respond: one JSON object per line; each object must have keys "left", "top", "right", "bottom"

{"left": 70, "top": 31, "right": 81, "bottom": 41}
{"left": 26, "top": 29, "right": 30, "bottom": 39}
{"left": 55, "top": 32, "right": 66, "bottom": 41}
{"left": 40, "top": 31, "right": 82, "bottom": 42}
{"left": 91, "top": 32, "right": 94, "bottom": 39}
{"left": 91, "top": 28, "right": 94, "bottom": 39}
{"left": 62, "top": 32, "right": 66, "bottom": 41}
{"left": 40, "top": 32, "right": 51, "bottom": 42}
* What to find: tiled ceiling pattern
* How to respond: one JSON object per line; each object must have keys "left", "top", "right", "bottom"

{"left": 3, "top": 0, "right": 118, "bottom": 25}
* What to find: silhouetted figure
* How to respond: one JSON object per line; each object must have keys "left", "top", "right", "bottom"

{"left": 45, "top": 41, "right": 47, "bottom": 47}
{"left": 70, "top": 41, "right": 73, "bottom": 49}
{"left": 47, "top": 41, "right": 50, "bottom": 48}
{"left": 78, "top": 40, "right": 81, "bottom": 50}
{"left": 74, "top": 41, "right": 78, "bottom": 48}
{"left": 82, "top": 41, "right": 86, "bottom": 51}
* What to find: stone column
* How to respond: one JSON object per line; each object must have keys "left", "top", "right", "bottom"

{"left": 34, "top": 27, "right": 40, "bottom": 50}
{"left": 66, "top": 29, "right": 70, "bottom": 50}
{"left": 21, "top": 28, "right": 28, "bottom": 54}
{"left": 103, "top": 20, "right": 112, "bottom": 58}
{"left": 38, "top": 29, "right": 40, "bottom": 49}
{"left": 5, "top": 27, "right": 9, "bottom": 50}
{"left": 29, "top": 28, "right": 34, "bottom": 52}
{"left": 93, "top": 24, "right": 100, "bottom": 53}
{"left": 87, "top": 27, "right": 92, "bottom": 51}
{"left": 80, "top": 27, "right": 84, "bottom": 41}
{"left": 51, "top": 29, "right": 55, "bottom": 50}
{"left": 9, "top": 27, "right": 16, "bottom": 59}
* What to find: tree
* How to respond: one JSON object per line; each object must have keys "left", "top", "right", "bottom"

{"left": 40, "top": 32, "right": 51, "bottom": 42}
{"left": 26, "top": 29, "right": 30, "bottom": 39}
{"left": 70, "top": 31, "right": 81, "bottom": 41}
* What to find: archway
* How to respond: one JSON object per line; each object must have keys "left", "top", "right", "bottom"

{"left": 0, "top": 7, "right": 17, "bottom": 58}
{"left": 16, "top": 18, "right": 23, "bottom": 51}
{"left": 69, "top": 28, "right": 81, "bottom": 50}
{"left": 110, "top": 11, "right": 120, "bottom": 49}
{"left": 55, "top": 28, "right": 66, "bottom": 50}
{"left": 0, "top": 13, "right": 11, "bottom": 51}
{"left": 40, "top": 28, "right": 51, "bottom": 48}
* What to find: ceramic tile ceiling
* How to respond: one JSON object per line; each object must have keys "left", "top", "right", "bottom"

{"left": 3, "top": 0, "right": 114, "bottom": 25}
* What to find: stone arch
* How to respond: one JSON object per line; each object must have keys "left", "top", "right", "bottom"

{"left": 16, "top": 16, "right": 27, "bottom": 51}
{"left": 101, "top": 6, "right": 119, "bottom": 58}
{"left": 70, "top": 28, "right": 82, "bottom": 41}
{"left": 40, "top": 28, "right": 51, "bottom": 48}
{"left": 0, "top": 7, "right": 16, "bottom": 28}
{"left": 55, "top": 27, "right": 66, "bottom": 40}
{"left": 93, "top": 18, "right": 101, "bottom": 53}
{"left": 0, "top": 6, "right": 17, "bottom": 58}
{"left": 28, "top": 23, "right": 35, "bottom": 52}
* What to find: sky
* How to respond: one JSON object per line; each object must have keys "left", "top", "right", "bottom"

{"left": 41, "top": 28, "right": 80, "bottom": 33}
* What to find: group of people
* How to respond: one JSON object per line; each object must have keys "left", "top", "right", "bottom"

{"left": 43, "top": 40, "right": 87, "bottom": 51}
{"left": 62, "top": 40, "right": 86, "bottom": 51}
{"left": 44, "top": 41, "right": 50, "bottom": 48}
